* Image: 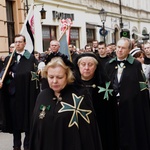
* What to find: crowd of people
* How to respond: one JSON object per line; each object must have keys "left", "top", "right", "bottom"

{"left": 0, "top": 34, "right": 150, "bottom": 150}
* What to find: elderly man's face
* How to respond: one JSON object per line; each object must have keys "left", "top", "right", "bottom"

{"left": 116, "top": 40, "right": 130, "bottom": 60}
{"left": 50, "top": 41, "right": 60, "bottom": 53}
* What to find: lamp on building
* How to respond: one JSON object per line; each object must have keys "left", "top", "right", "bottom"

{"left": 40, "top": 6, "right": 46, "bottom": 19}
{"left": 99, "top": 8, "right": 107, "bottom": 43}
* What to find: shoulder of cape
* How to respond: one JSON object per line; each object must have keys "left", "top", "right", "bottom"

{"left": 23, "top": 50, "right": 31, "bottom": 59}
{"left": 11, "top": 49, "right": 31, "bottom": 59}
{"left": 108, "top": 54, "right": 135, "bottom": 64}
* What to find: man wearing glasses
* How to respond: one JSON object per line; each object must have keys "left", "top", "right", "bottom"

{"left": 0, "top": 34, "right": 40, "bottom": 150}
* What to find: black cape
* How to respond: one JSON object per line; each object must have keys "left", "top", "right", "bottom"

{"left": 30, "top": 84, "right": 102, "bottom": 150}
{"left": 81, "top": 78, "right": 118, "bottom": 150}
{"left": 97, "top": 55, "right": 111, "bottom": 69}
{"left": 144, "top": 56, "right": 150, "bottom": 64}
{"left": 0, "top": 50, "right": 40, "bottom": 132}
{"left": 0, "top": 59, "right": 4, "bottom": 72}
{"left": 105, "top": 54, "right": 150, "bottom": 150}
{"left": 74, "top": 53, "right": 118, "bottom": 150}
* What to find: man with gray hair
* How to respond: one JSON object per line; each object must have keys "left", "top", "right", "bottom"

{"left": 45, "top": 40, "right": 61, "bottom": 64}
{"left": 105, "top": 37, "right": 150, "bottom": 150}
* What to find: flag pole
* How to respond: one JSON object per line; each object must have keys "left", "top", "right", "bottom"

{"left": 1, "top": 49, "right": 16, "bottom": 82}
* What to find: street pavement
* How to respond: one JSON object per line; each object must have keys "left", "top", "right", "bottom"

{"left": 0, "top": 132, "right": 24, "bottom": 150}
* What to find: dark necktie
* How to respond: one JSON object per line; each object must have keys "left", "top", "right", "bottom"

{"left": 117, "top": 60, "right": 126, "bottom": 65}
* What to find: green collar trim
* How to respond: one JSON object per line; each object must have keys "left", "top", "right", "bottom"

{"left": 109, "top": 54, "right": 135, "bottom": 64}
{"left": 23, "top": 50, "right": 31, "bottom": 59}
{"left": 12, "top": 50, "right": 31, "bottom": 59}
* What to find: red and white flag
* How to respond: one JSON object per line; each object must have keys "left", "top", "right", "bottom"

{"left": 59, "top": 18, "right": 73, "bottom": 60}
{"left": 20, "top": 4, "right": 34, "bottom": 54}
{"left": 60, "top": 18, "right": 73, "bottom": 44}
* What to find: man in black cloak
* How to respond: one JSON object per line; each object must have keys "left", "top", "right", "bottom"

{"left": 0, "top": 34, "right": 40, "bottom": 150}
{"left": 105, "top": 37, "right": 150, "bottom": 150}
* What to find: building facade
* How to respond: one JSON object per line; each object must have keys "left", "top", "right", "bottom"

{"left": 0, "top": 0, "right": 32, "bottom": 54}
{"left": 0, "top": 0, "right": 150, "bottom": 54}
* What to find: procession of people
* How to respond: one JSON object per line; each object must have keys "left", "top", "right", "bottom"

{"left": 0, "top": 35, "right": 150, "bottom": 150}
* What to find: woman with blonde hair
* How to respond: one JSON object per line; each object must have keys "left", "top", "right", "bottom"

{"left": 29, "top": 53, "right": 102, "bottom": 150}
